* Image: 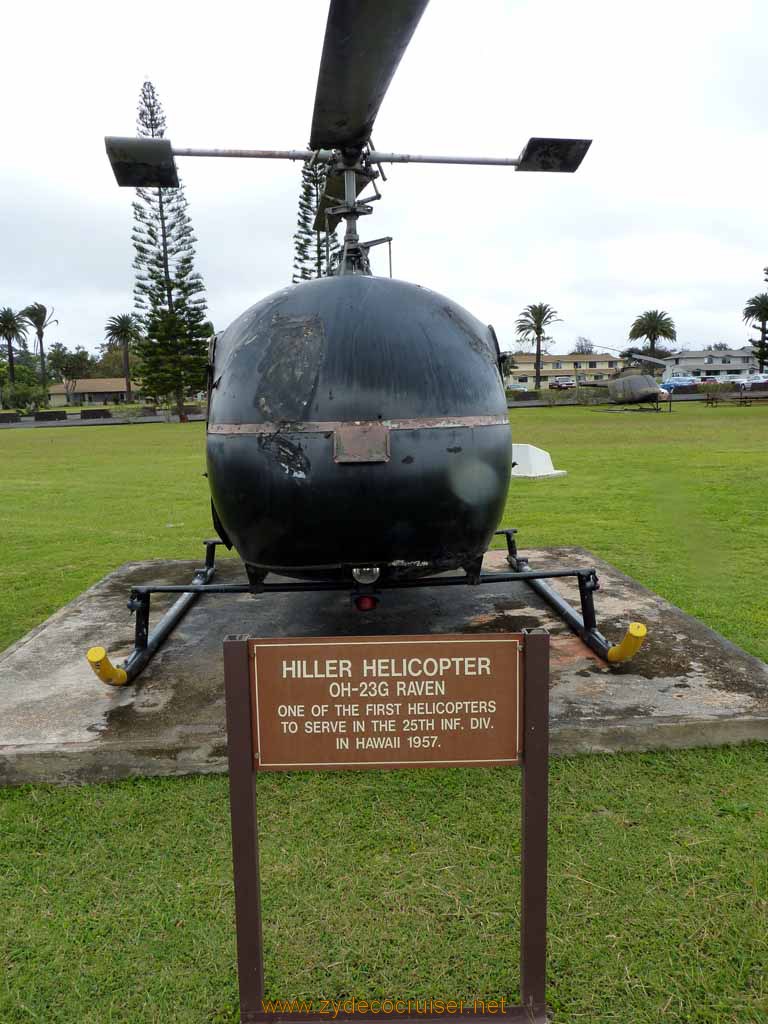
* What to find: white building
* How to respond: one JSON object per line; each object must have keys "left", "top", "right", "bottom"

{"left": 661, "top": 347, "right": 758, "bottom": 382}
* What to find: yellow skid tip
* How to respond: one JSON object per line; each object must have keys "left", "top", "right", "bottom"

{"left": 607, "top": 622, "right": 647, "bottom": 664}
{"left": 86, "top": 646, "right": 129, "bottom": 686}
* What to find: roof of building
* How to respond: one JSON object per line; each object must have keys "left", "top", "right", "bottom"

{"left": 510, "top": 352, "right": 623, "bottom": 362}
{"left": 48, "top": 378, "right": 129, "bottom": 395}
{"left": 661, "top": 349, "right": 757, "bottom": 361}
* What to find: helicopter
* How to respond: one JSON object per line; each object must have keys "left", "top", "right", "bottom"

{"left": 105, "top": 0, "right": 590, "bottom": 591}
{"left": 581, "top": 348, "right": 672, "bottom": 406}
{"left": 89, "top": 0, "right": 648, "bottom": 691}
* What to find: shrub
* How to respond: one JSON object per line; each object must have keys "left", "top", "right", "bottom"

{"left": 545, "top": 389, "right": 578, "bottom": 406}
{"left": 0, "top": 383, "right": 48, "bottom": 415}
{"left": 575, "top": 386, "right": 607, "bottom": 406}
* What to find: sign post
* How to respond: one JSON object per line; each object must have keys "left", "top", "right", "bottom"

{"left": 223, "top": 631, "right": 550, "bottom": 1024}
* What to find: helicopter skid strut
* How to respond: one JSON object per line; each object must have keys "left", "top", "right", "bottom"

{"left": 86, "top": 534, "right": 646, "bottom": 686}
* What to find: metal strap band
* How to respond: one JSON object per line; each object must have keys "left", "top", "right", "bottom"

{"left": 208, "top": 414, "right": 509, "bottom": 435}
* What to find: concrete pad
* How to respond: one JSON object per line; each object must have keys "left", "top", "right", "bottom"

{"left": 1, "top": 547, "right": 766, "bottom": 784}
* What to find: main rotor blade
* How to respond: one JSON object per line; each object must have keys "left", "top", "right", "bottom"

{"left": 309, "top": 0, "right": 429, "bottom": 152}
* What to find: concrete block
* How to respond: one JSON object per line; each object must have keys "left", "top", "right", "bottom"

{"left": 1, "top": 548, "right": 766, "bottom": 784}
{"left": 511, "top": 443, "right": 567, "bottom": 478}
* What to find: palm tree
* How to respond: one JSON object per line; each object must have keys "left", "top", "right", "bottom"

{"left": 21, "top": 303, "right": 57, "bottom": 389}
{"left": 628, "top": 310, "right": 676, "bottom": 355}
{"left": 515, "top": 303, "right": 562, "bottom": 390}
{"left": 742, "top": 293, "right": 768, "bottom": 372}
{"left": 104, "top": 314, "right": 140, "bottom": 401}
{"left": 0, "top": 307, "right": 30, "bottom": 386}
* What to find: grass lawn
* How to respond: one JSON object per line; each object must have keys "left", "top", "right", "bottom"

{"left": 1, "top": 404, "right": 767, "bottom": 1023}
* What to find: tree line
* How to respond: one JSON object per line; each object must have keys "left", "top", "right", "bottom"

{"left": 1, "top": 81, "right": 211, "bottom": 416}
{"left": 508, "top": 288, "right": 767, "bottom": 390}
{"left": 4, "top": 82, "right": 342, "bottom": 414}
{"left": 0, "top": 308, "right": 142, "bottom": 398}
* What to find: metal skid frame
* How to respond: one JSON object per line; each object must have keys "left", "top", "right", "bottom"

{"left": 87, "top": 530, "right": 645, "bottom": 686}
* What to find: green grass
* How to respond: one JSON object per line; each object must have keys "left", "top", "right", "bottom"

{"left": 1, "top": 422, "right": 216, "bottom": 653}
{"left": 1, "top": 405, "right": 767, "bottom": 1023}
{"left": 498, "top": 403, "right": 768, "bottom": 662}
{"left": 1, "top": 750, "right": 766, "bottom": 1023}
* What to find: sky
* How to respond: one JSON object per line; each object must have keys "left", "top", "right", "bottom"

{"left": 3, "top": 0, "right": 768, "bottom": 357}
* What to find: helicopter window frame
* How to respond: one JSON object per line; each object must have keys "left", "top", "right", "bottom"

{"left": 487, "top": 324, "right": 504, "bottom": 378}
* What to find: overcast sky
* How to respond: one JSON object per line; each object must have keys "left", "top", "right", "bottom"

{"left": 3, "top": 0, "right": 768, "bottom": 356}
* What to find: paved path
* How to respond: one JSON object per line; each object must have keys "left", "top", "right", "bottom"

{"left": 0, "top": 413, "right": 206, "bottom": 429}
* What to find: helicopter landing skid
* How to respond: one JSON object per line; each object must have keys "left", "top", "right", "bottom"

{"left": 85, "top": 534, "right": 646, "bottom": 686}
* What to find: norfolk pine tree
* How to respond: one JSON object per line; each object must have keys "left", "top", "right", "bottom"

{"left": 292, "top": 160, "right": 339, "bottom": 282}
{"left": 131, "top": 81, "right": 211, "bottom": 415}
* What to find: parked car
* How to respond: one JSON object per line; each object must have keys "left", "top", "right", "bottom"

{"left": 549, "top": 376, "right": 576, "bottom": 390}
{"left": 506, "top": 383, "right": 528, "bottom": 392}
{"left": 737, "top": 373, "right": 768, "bottom": 390}
{"left": 699, "top": 375, "right": 720, "bottom": 384}
{"left": 662, "top": 376, "right": 699, "bottom": 392}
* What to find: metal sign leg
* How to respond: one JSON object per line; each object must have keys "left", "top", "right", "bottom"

{"left": 520, "top": 631, "right": 549, "bottom": 1021}
{"left": 224, "top": 640, "right": 265, "bottom": 1017}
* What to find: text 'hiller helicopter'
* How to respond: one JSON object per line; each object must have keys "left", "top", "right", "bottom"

{"left": 87, "top": 0, "right": 646, "bottom": 686}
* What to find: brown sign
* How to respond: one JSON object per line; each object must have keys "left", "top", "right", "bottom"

{"left": 248, "top": 633, "right": 522, "bottom": 770}
{"left": 223, "top": 631, "right": 550, "bottom": 1019}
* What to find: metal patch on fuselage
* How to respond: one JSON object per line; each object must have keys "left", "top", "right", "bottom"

{"left": 333, "top": 421, "right": 390, "bottom": 463}
{"left": 255, "top": 314, "right": 326, "bottom": 421}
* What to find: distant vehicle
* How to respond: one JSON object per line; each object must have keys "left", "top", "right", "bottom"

{"left": 737, "top": 373, "right": 768, "bottom": 390}
{"left": 506, "top": 383, "right": 528, "bottom": 392}
{"left": 662, "top": 376, "right": 698, "bottom": 392}
{"left": 699, "top": 375, "right": 719, "bottom": 384}
{"left": 549, "top": 376, "right": 576, "bottom": 390}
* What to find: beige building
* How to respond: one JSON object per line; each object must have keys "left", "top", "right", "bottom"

{"left": 48, "top": 378, "right": 136, "bottom": 407}
{"left": 504, "top": 352, "right": 625, "bottom": 389}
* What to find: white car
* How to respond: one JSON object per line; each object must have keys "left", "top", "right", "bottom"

{"left": 737, "top": 373, "right": 768, "bottom": 390}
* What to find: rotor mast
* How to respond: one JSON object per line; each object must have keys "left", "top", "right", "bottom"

{"left": 339, "top": 167, "right": 366, "bottom": 273}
